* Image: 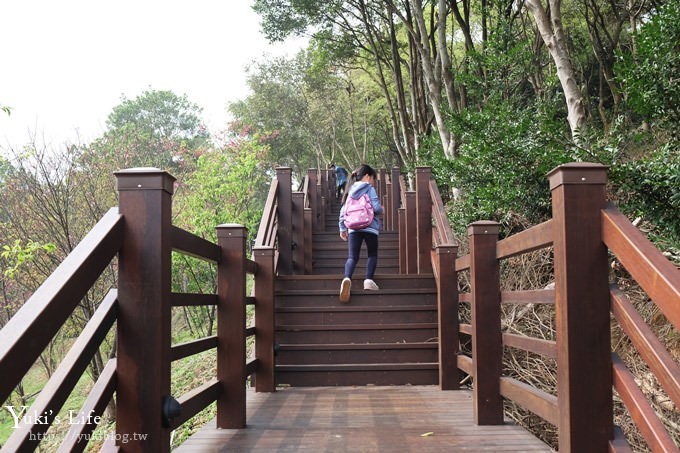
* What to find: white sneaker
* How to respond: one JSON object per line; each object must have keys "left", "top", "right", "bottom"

{"left": 363, "top": 279, "right": 379, "bottom": 290}
{"left": 339, "top": 277, "right": 351, "bottom": 303}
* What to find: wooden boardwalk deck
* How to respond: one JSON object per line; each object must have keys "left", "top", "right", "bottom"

{"left": 176, "top": 386, "right": 551, "bottom": 452}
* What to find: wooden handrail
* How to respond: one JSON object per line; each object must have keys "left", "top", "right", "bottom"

{"left": 3, "top": 289, "right": 118, "bottom": 451}
{"left": 610, "top": 284, "right": 680, "bottom": 409}
{"left": 602, "top": 203, "right": 680, "bottom": 331}
{"left": 254, "top": 178, "right": 279, "bottom": 249}
{"left": 170, "top": 378, "right": 221, "bottom": 431}
{"left": 495, "top": 219, "right": 553, "bottom": 259}
{"left": 0, "top": 207, "right": 123, "bottom": 406}
{"left": 170, "top": 292, "right": 218, "bottom": 306}
{"left": 171, "top": 225, "right": 221, "bottom": 262}
{"left": 171, "top": 335, "right": 219, "bottom": 361}
{"left": 502, "top": 333, "right": 557, "bottom": 358}
{"left": 611, "top": 353, "right": 678, "bottom": 451}
{"left": 57, "top": 358, "right": 117, "bottom": 453}
{"left": 499, "top": 377, "right": 558, "bottom": 426}
{"left": 457, "top": 163, "right": 679, "bottom": 450}
{"left": 501, "top": 289, "right": 555, "bottom": 304}
{"left": 429, "top": 178, "right": 455, "bottom": 246}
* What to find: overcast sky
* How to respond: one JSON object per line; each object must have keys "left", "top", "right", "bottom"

{"left": 0, "top": 1, "right": 304, "bottom": 149}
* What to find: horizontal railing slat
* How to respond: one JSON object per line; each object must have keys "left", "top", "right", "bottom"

{"left": 455, "top": 254, "right": 470, "bottom": 272}
{"left": 0, "top": 208, "right": 123, "bottom": 406}
{"left": 254, "top": 179, "right": 278, "bottom": 248}
{"left": 501, "top": 290, "right": 555, "bottom": 304}
{"left": 245, "top": 359, "right": 259, "bottom": 377}
{"left": 496, "top": 219, "right": 553, "bottom": 260}
{"left": 245, "top": 326, "right": 256, "bottom": 338}
{"left": 4, "top": 290, "right": 118, "bottom": 450}
{"left": 429, "top": 179, "right": 455, "bottom": 245}
{"left": 170, "top": 293, "right": 218, "bottom": 307}
{"left": 502, "top": 333, "right": 556, "bottom": 358}
{"left": 612, "top": 353, "right": 677, "bottom": 452}
{"left": 245, "top": 258, "right": 258, "bottom": 275}
{"left": 610, "top": 285, "right": 680, "bottom": 409}
{"left": 457, "top": 354, "right": 473, "bottom": 375}
{"left": 170, "top": 378, "right": 221, "bottom": 430}
{"left": 602, "top": 204, "right": 680, "bottom": 331}
{"left": 499, "top": 376, "right": 558, "bottom": 426}
{"left": 459, "top": 323, "right": 472, "bottom": 335}
{"left": 57, "top": 358, "right": 117, "bottom": 453}
{"left": 171, "top": 226, "right": 221, "bottom": 262}
{"left": 171, "top": 336, "right": 218, "bottom": 361}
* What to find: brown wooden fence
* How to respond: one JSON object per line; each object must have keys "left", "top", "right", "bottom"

{"left": 452, "top": 163, "right": 680, "bottom": 451}
{"left": 1, "top": 162, "right": 677, "bottom": 452}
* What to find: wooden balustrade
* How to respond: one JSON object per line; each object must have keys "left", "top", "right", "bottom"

{"left": 2, "top": 161, "right": 677, "bottom": 452}
{"left": 453, "top": 162, "right": 680, "bottom": 452}
{"left": 0, "top": 167, "right": 280, "bottom": 451}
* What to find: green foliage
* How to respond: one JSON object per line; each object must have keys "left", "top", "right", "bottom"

{"left": 253, "top": 0, "right": 339, "bottom": 42}
{"left": 616, "top": 1, "right": 680, "bottom": 129}
{"left": 178, "top": 138, "right": 271, "bottom": 241}
{"left": 611, "top": 143, "right": 680, "bottom": 243}
{"left": 1, "top": 240, "right": 56, "bottom": 278}
{"left": 421, "top": 99, "right": 570, "bottom": 236}
{"left": 101, "top": 89, "right": 209, "bottom": 170}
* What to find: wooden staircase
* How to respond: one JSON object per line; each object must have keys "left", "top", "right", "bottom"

{"left": 274, "top": 196, "right": 440, "bottom": 386}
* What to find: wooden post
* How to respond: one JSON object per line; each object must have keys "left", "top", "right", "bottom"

{"left": 115, "top": 168, "right": 175, "bottom": 452}
{"left": 307, "top": 169, "right": 320, "bottom": 232}
{"left": 303, "top": 207, "right": 313, "bottom": 274}
{"left": 405, "top": 192, "right": 418, "bottom": 274}
{"left": 416, "top": 167, "right": 433, "bottom": 273}
{"left": 216, "top": 224, "right": 247, "bottom": 428}
{"left": 548, "top": 163, "right": 612, "bottom": 450}
{"left": 391, "top": 167, "right": 401, "bottom": 232}
{"left": 276, "top": 168, "right": 293, "bottom": 275}
{"left": 434, "top": 244, "right": 459, "bottom": 390}
{"left": 398, "top": 207, "right": 407, "bottom": 273}
{"left": 385, "top": 182, "right": 392, "bottom": 231}
{"left": 379, "top": 169, "right": 387, "bottom": 201}
{"left": 292, "top": 192, "right": 304, "bottom": 274}
{"left": 253, "top": 246, "right": 275, "bottom": 392}
{"left": 320, "top": 169, "right": 328, "bottom": 205}
{"left": 469, "top": 221, "right": 503, "bottom": 425}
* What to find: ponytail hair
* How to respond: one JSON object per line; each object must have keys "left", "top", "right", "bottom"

{"left": 342, "top": 164, "right": 376, "bottom": 204}
{"left": 352, "top": 164, "right": 376, "bottom": 181}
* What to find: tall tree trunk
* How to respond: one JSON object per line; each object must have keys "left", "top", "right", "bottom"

{"left": 438, "top": 0, "right": 459, "bottom": 113}
{"left": 525, "top": 0, "right": 587, "bottom": 140}
{"left": 410, "top": 0, "right": 457, "bottom": 158}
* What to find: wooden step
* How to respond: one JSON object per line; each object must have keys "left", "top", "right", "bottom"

{"left": 275, "top": 289, "right": 436, "bottom": 308}
{"left": 273, "top": 272, "right": 440, "bottom": 386}
{"left": 276, "top": 342, "right": 438, "bottom": 365}
{"left": 276, "top": 364, "right": 439, "bottom": 386}
{"left": 276, "top": 305, "right": 437, "bottom": 325}
{"left": 275, "top": 274, "right": 436, "bottom": 291}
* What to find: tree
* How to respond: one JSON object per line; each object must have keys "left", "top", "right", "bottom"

{"left": 525, "top": 0, "right": 588, "bottom": 140}
{"left": 100, "top": 89, "right": 209, "bottom": 170}
{"left": 616, "top": 1, "right": 680, "bottom": 133}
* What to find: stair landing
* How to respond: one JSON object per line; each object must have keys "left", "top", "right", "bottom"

{"left": 176, "top": 386, "right": 551, "bottom": 452}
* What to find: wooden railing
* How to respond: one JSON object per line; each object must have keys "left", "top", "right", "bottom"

{"left": 0, "top": 209, "right": 123, "bottom": 452}
{"left": 452, "top": 163, "right": 680, "bottom": 451}
{"left": 0, "top": 168, "right": 279, "bottom": 452}
{"left": 3, "top": 161, "right": 675, "bottom": 452}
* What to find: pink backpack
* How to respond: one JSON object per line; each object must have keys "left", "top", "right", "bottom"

{"left": 344, "top": 193, "right": 374, "bottom": 229}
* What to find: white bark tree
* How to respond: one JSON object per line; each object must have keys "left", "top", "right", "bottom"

{"left": 525, "top": 0, "right": 587, "bottom": 140}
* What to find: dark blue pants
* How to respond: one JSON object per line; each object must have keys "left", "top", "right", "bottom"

{"left": 343, "top": 232, "right": 378, "bottom": 279}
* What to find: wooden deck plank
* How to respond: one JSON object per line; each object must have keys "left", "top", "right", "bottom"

{"left": 176, "top": 386, "right": 550, "bottom": 452}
